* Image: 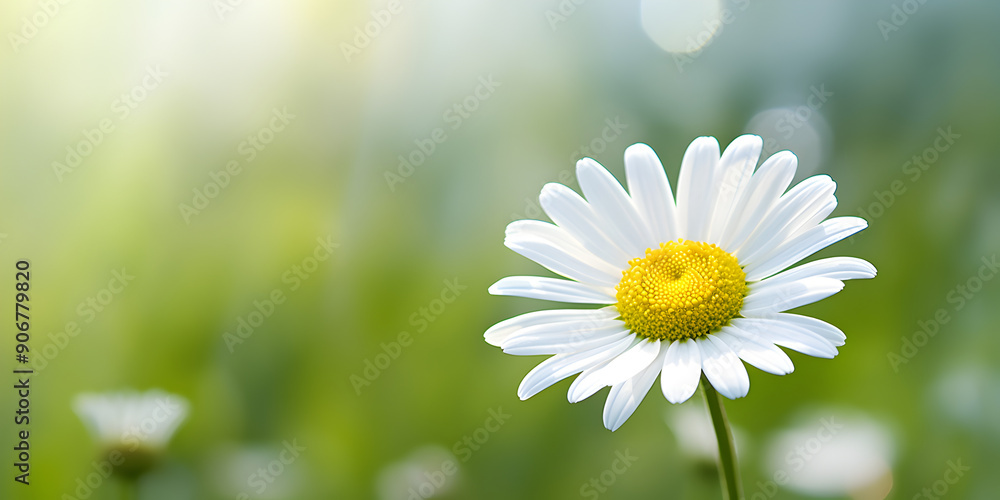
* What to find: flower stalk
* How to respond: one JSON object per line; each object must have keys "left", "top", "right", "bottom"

{"left": 702, "top": 376, "right": 744, "bottom": 500}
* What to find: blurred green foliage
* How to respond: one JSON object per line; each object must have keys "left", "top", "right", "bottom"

{"left": 1, "top": 1, "right": 999, "bottom": 499}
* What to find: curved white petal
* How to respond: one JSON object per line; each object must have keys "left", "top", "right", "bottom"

{"left": 741, "top": 277, "right": 844, "bottom": 315}
{"left": 505, "top": 221, "right": 623, "bottom": 287}
{"left": 577, "top": 158, "right": 650, "bottom": 257}
{"left": 506, "top": 220, "right": 621, "bottom": 268}
{"left": 707, "top": 135, "right": 762, "bottom": 244}
{"left": 697, "top": 334, "right": 750, "bottom": 399}
{"left": 750, "top": 257, "right": 877, "bottom": 290}
{"left": 567, "top": 359, "right": 615, "bottom": 403}
{"left": 485, "top": 307, "right": 619, "bottom": 346}
{"left": 517, "top": 335, "right": 635, "bottom": 400}
{"left": 587, "top": 338, "right": 661, "bottom": 388}
{"left": 736, "top": 175, "right": 837, "bottom": 262}
{"left": 625, "top": 143, "right": 678, "bottom": 245}
{"left": 501, "top": 322, "right": 631, "bottom": 355}
{"left": 716, "top": 328, "right": 794, "bottom": 375}
{"left": 602, "top": 347, "right": 667, "bottom": 431}
{"left": 660, "top": 339, "right": 703, "bottom": 404}
{"left": 489, "top": 276, "right": 616, "bottom": 304}
{"left": 539, "top": 183, "right": 633, "bottom": 268}
{"left": 743, "top": 217, "right": 869, "bottom": 281}
{"left": 787, "top": 198, "right": 839, "bottom": 242}
{"left": 719, "top": 151, "right": 797, "bottom": 251}
{"left": 772, "top": 313, "right": 847, "bottom": 345}
{"left": 675, "top": 136, "right": 720, "bottom": 241}
{"left": 731, "top": 317, "right": 839, "bottom": 358}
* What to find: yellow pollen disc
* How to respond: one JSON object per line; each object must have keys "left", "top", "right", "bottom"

{"left": 615, "top": 239, "right": 748, "bottom": 341}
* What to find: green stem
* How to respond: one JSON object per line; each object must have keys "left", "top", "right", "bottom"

{"left": 119, "top": 477, "right": 138, "bottom": 500}
{"left": 702, "top": 376, "right": 744, "bottom": 500}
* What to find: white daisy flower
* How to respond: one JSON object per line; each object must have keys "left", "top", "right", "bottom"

{"left": 74, "top": 389, "right": 189, "bottom": 476}
{"left": 486, "top": 135, "right": 875, "bottom": 431}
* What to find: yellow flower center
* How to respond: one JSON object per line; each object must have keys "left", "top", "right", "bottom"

{"left": 615, "top": 239, "right": 748, "bottom": 341}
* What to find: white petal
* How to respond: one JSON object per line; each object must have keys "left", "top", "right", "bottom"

{"left": 786, "top": 198, "right": 839, "bottom": 242}
{"left": 697, "top": 334, "right": 750, "bottom": 399}
{"left": 539, "top": 183, "right": 633, "bottom": 268}
{"left": 505, "top": 221, "right": 622, "bottom": 287}
{"left": 719, "top": 151, "right": 797, "bottom": 251}
{"left": 736, "top": 175, "right": 836, "bottom": 262}
{"left": 489, "top": 276, "right": 616, "bottom": 304}
{"left": 587, "top": 338, "right": 661, "bottom": 387}
{"left": 577, "top": 158, "right": 650, "bottom": 257}
{"left": 675, "top": 136, "right": 720, "bottom": 241}
{"left": 742, "top": 277, "right": 844, "bottom": 315}
{"left": 517, "top": 335, "right": 635, "bottom": 400}
{"left": 707, "top": 135, "right": 762, "bottom": 244}
{"left": 716, "top": 328, "right": 794, "bottom": 375}
{"left": 742, "top": 217, "right": 869, "bottom": 281}
{"left": 750, "top": 257, "right": 877, "bottom": 289}
{"left": 506, "top": 220, "right": 621, "bottom": 269}
{"left": 660, "top": 339, "right": 703, "bottom": 404}
{"left": 501, "top": 322, "right": 631, "bottom": 355}
{"left": 731, "top": 317, "right": 839, "bottom": 358}
{"left": 602, "top": 347, "right": 667, "bottom": 431}
{"left": 567, "top": 359, "right": 614, "bottom": 403}
{"left": 772, "top": 313, "right": 847, "bottom": 345}
{"left": 625, "top": 143, "right": 678, "bottom": 245}
{"left": 485, "top": 307, "right": 618, "bottom": 346}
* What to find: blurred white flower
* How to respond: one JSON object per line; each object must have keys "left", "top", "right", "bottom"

{"left": 75, "top": 389, "right": 189, "bottom": 450}
{"left": 209, "top": 443, "right": 307, "bottom": 499}
{"left": 666, "top": 403, "right": 747, "bottom": 464}
{"left": 74, "top": 389, "right": 189, "bottom": 477}
{"left": 763, "top": 412, "right": 894, "bottom": 499}
{"left": 931, "top": 364, "right": 1000, "bottom": 437}
{"left": 641, "top": 0, "right": 724, "bottom": 54}
{"left": 376, "top": 446, "right": 460, "bottom": 500}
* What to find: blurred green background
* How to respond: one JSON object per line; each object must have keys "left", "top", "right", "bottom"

{"left": 2, "top": 0, "right": 999, "bottom": 499}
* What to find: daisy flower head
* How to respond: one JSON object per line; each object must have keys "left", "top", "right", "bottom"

{"left": 74, "top": 389, "right": 189, "bottom": 476}
{"left": 486, "top": 135, "right": 875, "bottom": 431}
